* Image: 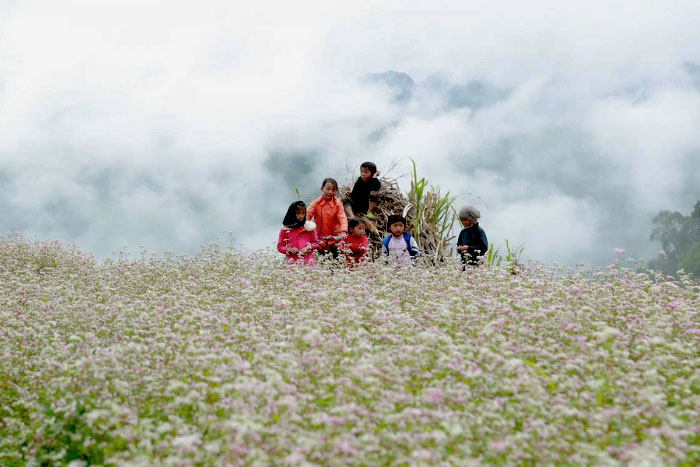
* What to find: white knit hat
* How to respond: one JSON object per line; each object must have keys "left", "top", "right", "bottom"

{"left": 458, "top": 205, "right": 480, "bottom": 223}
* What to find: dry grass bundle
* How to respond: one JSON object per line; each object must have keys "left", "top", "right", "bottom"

{"left": 341, "top": 160, "right": 457, "bottom": 263}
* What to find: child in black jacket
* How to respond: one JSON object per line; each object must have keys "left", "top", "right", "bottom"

{"left": 456, "top": 205, "right": 488, "bottom": 267}
{"left": 343, "top": 162, "right": 381, "bottom": 219}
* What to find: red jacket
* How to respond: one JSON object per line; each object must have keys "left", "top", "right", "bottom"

{"left": 277, "top": 222, "right": 318, "bottom": 264}
{"left": 340, "top": 234, "right": 369, "bottom": 264}
{"left": 307, "top": 196, "right": 348, "bottom": 238}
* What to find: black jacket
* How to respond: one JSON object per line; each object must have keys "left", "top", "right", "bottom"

{"left": 348, "top": 177, "right": 381, "bottom": 215}
{"left": 457, "top": 223, "right": 488, "bottom": 265}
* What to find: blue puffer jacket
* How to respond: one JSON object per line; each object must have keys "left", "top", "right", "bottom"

{"left": 381, "top": 232, "right": 420, "bottom": 258}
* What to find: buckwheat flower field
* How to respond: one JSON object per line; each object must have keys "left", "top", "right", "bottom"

{"left": 1, "top": 236, "right": 699, "bottom": 465}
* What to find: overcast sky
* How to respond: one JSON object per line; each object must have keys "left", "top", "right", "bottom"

{"left": 1, "top": 0, "right": 700, "bottom": 265}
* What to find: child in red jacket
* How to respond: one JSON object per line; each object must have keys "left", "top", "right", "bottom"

{"left": 340, "top": 217, "right": 369, "bottom": 265}
{"left": 277, "top": 201, "right": 318, "bottom": 265}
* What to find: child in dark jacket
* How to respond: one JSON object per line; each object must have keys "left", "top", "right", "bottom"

{"left": 456, "top": 205, "right": 488, "bottom": 267}
{"left": 343, "top": 162, "right": 381, "bottom": 219}
{"left": 340, "top": 217, "right": 369, "bottom": 265}
{"left": 382, "top": 214, "right": 419, "bottom": 264}
{"left": 277, "top": 201, "right": 318, "bottom": 265}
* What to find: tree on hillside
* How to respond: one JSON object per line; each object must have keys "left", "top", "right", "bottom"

{"left": 648, "top": 200, "right": 700, "bottom": 275}
{"left": 678, "top": 241, "right": 700, "bottom": 278}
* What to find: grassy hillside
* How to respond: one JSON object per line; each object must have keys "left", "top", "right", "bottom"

{"left": 1, "top": 236, "right": 699, "bottom": 465}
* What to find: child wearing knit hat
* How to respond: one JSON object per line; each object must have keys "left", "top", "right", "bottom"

{"left": 456, "top": 205, "right": 488, "bottom": 267}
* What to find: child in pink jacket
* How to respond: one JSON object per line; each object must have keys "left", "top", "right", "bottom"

{"left": 277, "top": 201, "right": 318, "bottom": 264}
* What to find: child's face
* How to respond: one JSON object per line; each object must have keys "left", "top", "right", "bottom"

{"left": 390, "top": 222, "right": 404, "bottom": 237}
{"left": 321, "top": 182, "right": 336, "bottom": 200}
{"left": 360, "top": 166, "right": 372, "bottom": 182}
{"left": 296, "top": 207, "right": 306, "bottom": 222}
{"left": 460, "top": 217, "right": 472, "bottom": 228}
{"left": 350, "top": 223, "right": 366, "bottom": 237}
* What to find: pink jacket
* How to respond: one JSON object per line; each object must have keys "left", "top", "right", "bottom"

{"left": 307, "top": 196, "right": 348, "bottom": 238}
{"left": 277, "top": 221, "right": 318, "bottom": 264}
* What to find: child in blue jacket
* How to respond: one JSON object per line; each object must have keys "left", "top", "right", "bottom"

{"left": 382, "top": 214, "right": 419, "bottom": 263}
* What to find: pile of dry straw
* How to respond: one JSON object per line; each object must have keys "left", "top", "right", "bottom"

{"left": 341, "top": 161, "right": 457, "bottom": 264}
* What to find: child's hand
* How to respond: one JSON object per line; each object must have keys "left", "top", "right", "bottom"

{"left": 456, "top": 246, "right": 468, "bottom": 253}
{"left": 288, "top": 248, "right": 299, "bottom": 255}
{"left": 373, "top": 171, "right": 380, "bottom": 178}
{"left": 344, "top": 188, "right": 351, "bottom": 196}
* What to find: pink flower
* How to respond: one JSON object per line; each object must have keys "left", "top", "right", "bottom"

{"left": 334, "top": 439, "right": 357, "bottom": 455}
{"left": 426, "top": 388, "right": 444, "bottom": 404}
{"left": 489, "top": 439, "right": 510, "bottom": 452}
{"left": 411, "top": 449, "right": 434, "bottom": 460}
{"left": 490, "top": 318, "right": 507, "bottom": 328}
{"left": 614, "top": 248, "right": 625, "bottom": 255}
{"left": 667, "top": 302, "right": 680, "bottom": 310}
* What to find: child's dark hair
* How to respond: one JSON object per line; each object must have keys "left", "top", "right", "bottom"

{"left": 282, "top": 201, "right": 306, "bottom": 228}
{"left": 321, "top": 177, "right": 338, "bottom": 191}
{"left": 387, "top": 214, "right": 406, "bottom": 228}
{"left": 348, "top": 217, "right": 365, "bottom": 233}
{"left": 361, "top": 161, "right": 377, "bottom": 176}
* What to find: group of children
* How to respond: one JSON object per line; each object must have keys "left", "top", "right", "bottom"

{"left": 276, "top": 161, "right": 488, "bottom": 267}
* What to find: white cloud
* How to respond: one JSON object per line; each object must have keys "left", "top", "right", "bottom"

{"left": 587, "top": 89, "right": 700, "bottom": 203}
{"left": 1, "top": 0, "right": 699, "bottom": 264}
{"left": 489, "top": 195, "right": 599, "bottom": 265}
